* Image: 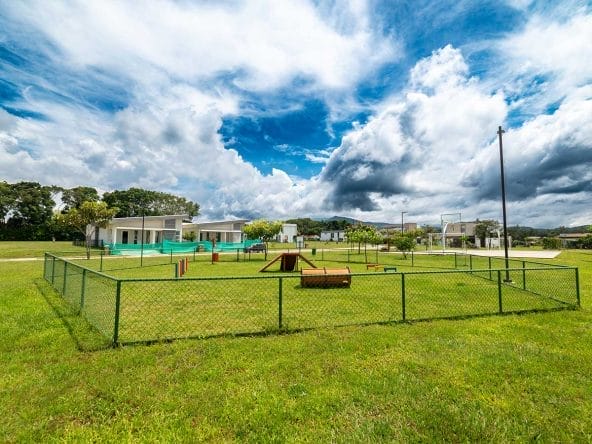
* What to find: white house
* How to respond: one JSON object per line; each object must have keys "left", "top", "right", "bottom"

{"left": 182, "top": 219, "right": 249, "bottom": 243}
{"left": 276, "top": 223, "right": 298, "bottom": 242}
{"left": 320, "top": 230, "right": 346, "bottom": 242}
{"left": 95, "top": 214, "right": 188, "bottom": 246}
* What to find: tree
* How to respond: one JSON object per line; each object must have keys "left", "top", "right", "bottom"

{"left": 284, "top": 218, "right": 323, "bottom": 236}
{"left": 102, "top": 188, "right": 199, "bottom": 218}
{"left": 58, "top": 201, "right": 117, "bottom": 259}
{"left": 541, "top": 237, "right": 561, "bottom": 250}
{"left": 475, "top": 219, "right": 500, "bottom": 246}
{"left": 0, "top": 181, "right": 14, "bottom": 223}
{"left": 393, "top": 233, "right": 416, "bottom": 259}
{"left": 579, "top": 234, "right": 592, "bottom": 249}
{"left": 346, "top": 224, "right": 382, "bottom": 262}
{"left": 243, "top": 220, "right": 283, "bottom": 260}
{"left": 0, "top": 182, "right": 55, "bottom": 240}
{"left": 61, "top": 186, "right": 99, "bottom": 210}
{"left": 183, "top": 231, "right": 197, "bottom": 242}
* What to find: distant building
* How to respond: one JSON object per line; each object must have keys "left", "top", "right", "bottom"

{"left": 558, "top": 233, "right": 589, "bottom": 248}
{"left": 183, "top": 219, "right": 249, "bottom": 243}
{"left": 444, "top": 222, "right": 477, "bottom": 238}
{"left": 95, "top": 215, "right": 188, "bottom": 245}
{"left": 320, "top": 230, "right": 346, "bottom": 242}
{"left": 276, "top": 223, "right": 298, "bottom": 242}
{"left": 95, "top": 216, "right": 250, "bottom": 246}
{"left": 382, "top": 223, "right": 417, "bottom": 233}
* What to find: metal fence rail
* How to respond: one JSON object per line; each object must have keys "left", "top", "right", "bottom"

{"left": 44, "top": 253, "right": 580, "bottom": 345}
{"left": 44, "top": 254, "right": 119, "bottom": 340}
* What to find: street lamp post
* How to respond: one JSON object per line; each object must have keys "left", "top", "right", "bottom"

{"left": 401, "top": 211, "right": 407, "bottom": 234}
{"left": 140, "top": 211, "right": 145, "bottom": 267}
{"left": 497, "top": 126, "right": 511, "bottom": 282}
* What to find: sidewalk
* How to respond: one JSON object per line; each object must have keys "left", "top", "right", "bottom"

{"left": 429, "top": 249, "right": 562, "bottom": 259}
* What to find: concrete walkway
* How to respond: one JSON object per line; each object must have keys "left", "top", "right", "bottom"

{"left": 0, "top": 257, "right": 45, "bottom": 262}
{"left": 440, "top": 249, "right": 561, "bottom": 259}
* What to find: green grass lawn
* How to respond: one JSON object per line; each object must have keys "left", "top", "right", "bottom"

{"left": 53, "top": 249, "right": 578, "bottom": 344}
{"left": 1, "top": 243, "right": 591, "bottom": 441}
{"left": 0, "top": 240, "right": 86, "bottom": 259}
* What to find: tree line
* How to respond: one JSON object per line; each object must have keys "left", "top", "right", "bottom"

{"left": 0, "top": 181, "right": 200, "bottom": 241}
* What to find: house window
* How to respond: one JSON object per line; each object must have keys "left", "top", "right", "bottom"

{"left": 122, "top": 231, "right": 129, "bottom": 244}
{"left": 164, "top": 219, "right": 176, "bottom": 229}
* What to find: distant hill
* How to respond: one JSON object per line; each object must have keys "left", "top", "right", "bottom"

{"left": 320, "top": 218, "right": 590, "bottom": 233}
{"left": 322, "top": 215, "right": 393, "bottom": 229}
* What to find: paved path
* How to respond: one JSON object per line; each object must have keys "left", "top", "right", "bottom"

{"left": 0, "top": 257, "right": 45, "bottom": 262}
{"left": 0, "top": 249, "right": 563, "bottom": 262}
{"left": 438, "top": 249, "right": 561, "bottom": 259}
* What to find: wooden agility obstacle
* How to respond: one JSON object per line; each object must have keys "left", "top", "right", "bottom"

{"left": 259, "top": 252, "right": 317, "bottom": 272}
{"left": 300, "top": 267, "right": 352, "bottom": 288}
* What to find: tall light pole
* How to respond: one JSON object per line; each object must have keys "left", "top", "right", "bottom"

{"left": 140, "top": 210, "right": 145, "bottom": 267}
{"left": 401, "top": 211, "right": 407, "bottom": 234}
{"left": 497, "top": 126, "right": 511, "bottom": 282}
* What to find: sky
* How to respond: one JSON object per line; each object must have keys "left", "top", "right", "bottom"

{"left": 1, "top": 0, "right": 591, "bottom": 227}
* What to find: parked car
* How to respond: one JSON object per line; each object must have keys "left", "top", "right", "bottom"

{"left": 244, "top": 243, "right": 266, "bottom": 253}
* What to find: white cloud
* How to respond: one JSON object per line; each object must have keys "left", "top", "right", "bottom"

{"left": 496, "top": 12, "right": 592, "bottom": 115}
{"left": 319, "top": 45, "right": 507, "bottom": 218}
{"left": 410, "top": 44, "right": 469, "bottom": 91}
{"left": 2, "top": 2, "right": 591, "bottom": 228}
{"left": 3, "top": 0, "right": 397, "bottom": 92}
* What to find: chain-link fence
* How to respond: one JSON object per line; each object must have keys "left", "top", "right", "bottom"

{"left": 44, "top": 254, "right": 118, "bottom": 340}
{"left": 44, "top": 253, "right": 580, "bottom": 345}
{"left": 311, "top": 248, "right": 564, "bottom": 271}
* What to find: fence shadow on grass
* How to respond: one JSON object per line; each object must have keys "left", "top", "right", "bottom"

{"left": 35, "top": 278, "right": 112, "bottom": 352}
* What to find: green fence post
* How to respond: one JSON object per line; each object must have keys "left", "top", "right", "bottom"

{"left": 488, "top": 257, "right": 492, "bottom": 280}
{"left": 51, "top": 256, "right": 56, "bottom": 285}
{"left": 193, "top": 247, "right": 197, "bottom": 262}
{"left": 454, "top": 252, "right": 457, "bottom": 269}
{"left": 278, "top": 277, "right": 283, "bottom": 330}
{"left": 469, "top": 254, "right": 473, "bottom": 272}
{"left": 80, "top": 269, "right": 86, "bottom": 312}
{"left": 100, "top": 250, "right": 104, "bottom": 272}
{"left": 375, "top": 248, "right": 378, "bottom": 264}
{"left": 321, "top": 248, "right": 324, "bottom": 261}
{"left": 347, "top": 249, "right": 350, "bottom": 263}
{"left": 170, "top": 249, "right": 173, "bottom": 264}
{"left": 411, "top": 250, "right": 414, "bottom": 267}
{"left": 62, "top": 261, "right": 68, "bottom": 295}
{"left": 575, "top": 268, "right": 580, "bottom": 307}
{"left": 522, "top": 261, "right": 526, "bottom": 290}
{"left": 497, "top": 270, "right": 503, "bottom": 314}
{"left": 43, "top": 253, "right": 47, "bottom": 280}
{"left": 401, "top": 273, "right": 406, "bottom": 321}
{"left": 113, "top": 280, "right": 122, "bottom": 345}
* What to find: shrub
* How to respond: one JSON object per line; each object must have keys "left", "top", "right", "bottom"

{"left": 542, "top": 237, "right": 561, "bottom": 249}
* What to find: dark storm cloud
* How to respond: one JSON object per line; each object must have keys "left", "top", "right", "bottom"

{"left": 464, "top": 141, "right": 592, "bottom": 201}
{"left": 321, "top": 158, "right": 411, "bottom": 211}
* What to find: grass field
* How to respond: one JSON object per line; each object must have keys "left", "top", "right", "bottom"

{"left": 1, "top": 243, "right": 591, "bottom": 441}
{"left": 51, "top": 249, "right": 579, "bottom": 345}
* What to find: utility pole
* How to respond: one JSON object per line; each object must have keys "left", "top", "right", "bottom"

{"left": 140, "top": 211, "right": 145, "bottom": 267}
{"left": 497, "top": 126, "right": 511, "bottom": 282}
{"left": 401, "top": 211, "right": 407, "bottom": 234}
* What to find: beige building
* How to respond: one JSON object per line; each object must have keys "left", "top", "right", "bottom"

{"left": 96, "top": 215, "right": 188, "bottom": 245}
{"left": 182, "top": 219, "right": 249, "bottom": 243}
{"left": 95, "top": 216, "right": 250, "bottom": 246}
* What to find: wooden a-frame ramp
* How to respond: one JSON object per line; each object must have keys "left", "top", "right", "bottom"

{"left": 259, "top": 252, "right": 317, "bottom": 272}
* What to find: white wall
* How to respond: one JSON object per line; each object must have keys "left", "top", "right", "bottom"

{"left": 277, "top": 224, "right": 298, "bottom": 242}
{"left": 320, "top": 230, "right": 345, "bottom": 241}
